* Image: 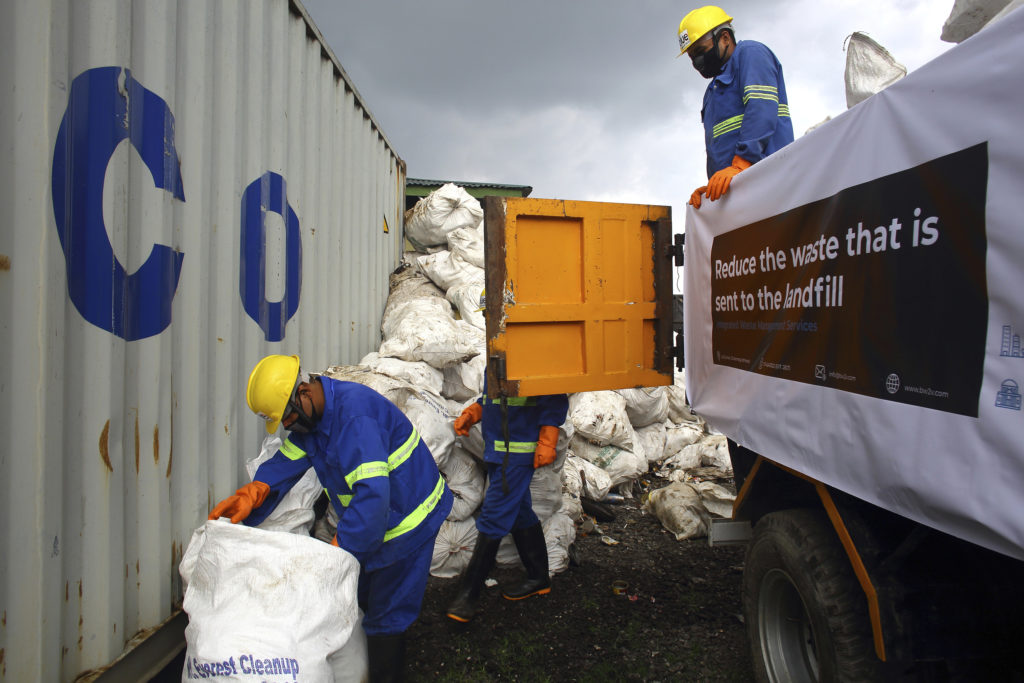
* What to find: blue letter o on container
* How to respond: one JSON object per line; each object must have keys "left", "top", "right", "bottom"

{"left": 240, "top": 172, "right": 302, "bottom": 342}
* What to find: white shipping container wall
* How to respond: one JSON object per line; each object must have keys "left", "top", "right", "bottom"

{"left": 0, "top": 1, "right": 406, "bottom": 679}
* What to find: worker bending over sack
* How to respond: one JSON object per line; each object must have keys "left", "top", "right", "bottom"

{"left": 210, "top": 354, "right": 452, "bottom": 683}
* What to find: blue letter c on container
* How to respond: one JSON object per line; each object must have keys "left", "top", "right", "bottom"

{"left": 51, "top": 67, "right": 185, "bottom": 341}
{"left": 240, "top": 172, "right": 302, "bottom": 342}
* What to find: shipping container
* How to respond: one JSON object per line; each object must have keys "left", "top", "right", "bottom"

{"left": 0, "top": 1, "right": 405, "bottom": 680}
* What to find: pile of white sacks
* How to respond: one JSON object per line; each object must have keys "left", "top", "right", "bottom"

{"left": 298, "top": 184, "right": 736, "bottom": 578}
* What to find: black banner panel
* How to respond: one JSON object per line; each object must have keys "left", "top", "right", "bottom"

{"left": 710, "top": 143, "right": 988, "bottom": 416}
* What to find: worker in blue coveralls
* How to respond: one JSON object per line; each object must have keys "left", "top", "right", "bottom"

{"left": 444, "top": 377, "right": 569, "bottom": 623}
{"left": 678, "top": 5, "right": 794, "bottom": 209}
{"left": 209, "top": 354, "right": 452, "bottom": 683}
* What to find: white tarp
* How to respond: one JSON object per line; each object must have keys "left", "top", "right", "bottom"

{"left": 683, "top": 7, "right": 1024, "bottom": 562}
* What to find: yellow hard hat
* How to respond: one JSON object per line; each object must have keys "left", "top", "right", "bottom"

{"left": 678, "top": 6, "right": 733, "bottom": 56}
{"left": 246, "top": 354, "right": 300, "bottom": 433}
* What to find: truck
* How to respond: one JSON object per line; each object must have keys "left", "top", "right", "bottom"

{"left": 685, "top": 8, "right": 1024, "bottom": 681}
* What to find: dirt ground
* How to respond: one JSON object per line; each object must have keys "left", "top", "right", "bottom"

{"left": 405, "top": 474, "right": 753, "bottom": 683}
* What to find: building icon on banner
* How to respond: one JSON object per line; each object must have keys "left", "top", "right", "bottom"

{"left": 995, "top": 379, "right": 1022, "bottom": 410}
{"left": 1000, "top": 325, "right": 1024, "bottom": 358}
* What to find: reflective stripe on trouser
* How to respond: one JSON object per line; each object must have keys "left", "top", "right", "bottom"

{"left": 492, "top": 440, "right": 536, "bottom": 453}
{"left": 475, "top": 460, "right": 539, "bottom": 538}
{"left": 482, "top": 396, "right": 536, "bottom": 406}
{"left": 358, "top": 532, "right": 436, "bottom": 636}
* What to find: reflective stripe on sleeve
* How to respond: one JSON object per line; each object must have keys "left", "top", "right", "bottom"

{"left": 493, "top": 440, "right": 537, "bottom": 453}
{"left": 280, "top": 439, "right": 307, "bottom": 461}
{"left": 742, "top": 84, "right": 779, "bottom": 105}
{"left": 383, "top": 474, "right": 446, "bottom": 542}
{"left": 345, "top": 461, "right": 389, "bottom": 488}
{"left": 387, "top": 428, "right": 420, "bottom": 471}
{"left": 712, "top": 114, "right": 743, "bottom": 138}
{"left": 336, "top": 493, "right": 352, "bottom": 508}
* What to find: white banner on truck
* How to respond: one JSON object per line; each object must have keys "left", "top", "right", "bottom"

{"left": 684, "top": 7, "right": 1024, "bottom": 562}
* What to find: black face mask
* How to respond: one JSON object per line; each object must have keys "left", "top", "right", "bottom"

{"left": 284, "top": 385, "right": 320, "bottom": 434}
{"left": 692, "top": 35, "right": 727, "bottom": 79}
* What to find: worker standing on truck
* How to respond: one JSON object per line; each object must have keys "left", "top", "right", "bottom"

{"left": 209, "top": 354, "right": 453, "bottom": 683}
{"left": 445, "top": 378, "right": 569, "bottom": 623}
{"left": 678, "top": 5, "right": 794, "bottom": 208}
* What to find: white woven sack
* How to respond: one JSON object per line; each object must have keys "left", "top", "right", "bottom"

{"left": 561, "top": 490, "right": 584, "bottom": 523}
{"left": 379, "top": 307, "right": 481, "bottom": 369}
{"left": 666, "top": 374, "right": 700, "bottom": 424}
{"left": 562, "top": 454, "right": 613, "bottom": 501}
{"left": 542, "top": 512, "right": 576, "bottom": 574}
{"left": 447, "top": 282, "right": 486, "bottom": 330}
{"left": 495, "top": 512, "right": 575, "bottom": 575}
{"left": 180, "top": 521, "right": 364, "bottom": 682}
{"left": 569, "top": 435, "right": 646, "bottom": 487}
{"left": 447, "top": 225, "right": 485, "bottom": 269}
{"left": 635, "top": 422, "right": 668, "bottom": 465}
{"left": 442, "top": 352, "right": 486, "bottom": 400}
{"left": 644, "top": 481, "right": 710, "bottom": 540}
{"left": 698, "top": 434, "right": 732, "bottom": 471}
{"left": 569, "top": 391, "right": 636, "bottom": 450}
{"left": 430, "top": 518, "right": 478, "bottom": 578}
{"left": 244, "top": 435, "right": 320, "bottom": 536}
{"left": 690, "top": 481, "right": 736, "bottom": 518}
{"left": 617, "top": 387, "right": 669, "bottom": 428}
{"left": 441, "top": 446, "right": 486, "bottom": 522}
{"left": 405, "top": 184, "right": 483, "bottom": 249}
{"left": 358, "top": 352, "right": 445, "bottom": 398}
{"left": 417, "top": 250, "right": 484, "bottom": 293}
{"left": 664, "top": 421, "right": 705, "bottom": 459}
{"left": 844, "top": 32, "right": 906, "bottom": 109}
{"left": 941, "top": 0, "right": 1014, "bottom": 41}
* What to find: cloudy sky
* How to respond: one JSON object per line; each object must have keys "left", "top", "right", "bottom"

{"left": 300, "top": 1, "right": 956, "bottom": 226}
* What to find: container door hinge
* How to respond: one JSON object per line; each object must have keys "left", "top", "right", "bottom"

{"left": 672, "top": 233, "right": 685, "bottom": 267}
{"left": 489, "top": 355, "right": 507, "bottom": 382}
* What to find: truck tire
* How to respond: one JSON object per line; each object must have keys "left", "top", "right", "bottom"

{"left": 744, "top": 509, "right": 879, "bottom": 683}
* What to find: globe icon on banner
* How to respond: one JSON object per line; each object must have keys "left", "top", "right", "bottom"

{"left": 886, "top": 373, "right": 901, "bottom": 394}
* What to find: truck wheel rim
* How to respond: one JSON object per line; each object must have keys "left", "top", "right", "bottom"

{"left": 758, "top": 568, "right": 819, "bottom": 683}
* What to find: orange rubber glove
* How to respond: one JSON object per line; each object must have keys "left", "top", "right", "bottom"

{"left": 533, "top": 425, "right": 559, "bottom": 469}
{"left": 208, "top": 481, "right": 270, "bottom": 523}
{"left": 453, "top": 403, "right": 482, "bottom": 436}
{"left": 330, "top": 535, "right": 339, "bottom": 547}
{"left": 706, "top": 155, "right": 752, "bottom": 202}
{"left": 689, "top": 185, "right": 708, "bottom": 209}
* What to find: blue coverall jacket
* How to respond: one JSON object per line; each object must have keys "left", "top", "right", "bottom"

{"left": 701, "top": 39, "right": 794, "bottom": 177}
{"left": 246, "top": 378, "right": 453, "bottom": 572}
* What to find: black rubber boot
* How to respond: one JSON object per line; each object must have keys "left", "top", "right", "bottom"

{"left": 502, "top": 523, "right": 551, "bottom": 600}
{"left": 445, "top": 533, "right": 502, "bottom": 622}
{"left": 367, "top": 631, "right": 406, "bottom": 683}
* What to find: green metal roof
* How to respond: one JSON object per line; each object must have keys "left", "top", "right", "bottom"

{"left": 406, "top": 177, "right": 532, "bottom": 198}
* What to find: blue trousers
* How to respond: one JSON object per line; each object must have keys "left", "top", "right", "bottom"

{"left": 357, "top": 532, "right": 435, "bottom": 636}
{"left": 475, "top": 461, "right": 540, "bottom": 538}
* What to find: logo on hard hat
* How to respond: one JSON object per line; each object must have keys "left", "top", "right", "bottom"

{"left": 679, "top": 30, "right": 690, "bottom": 52}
